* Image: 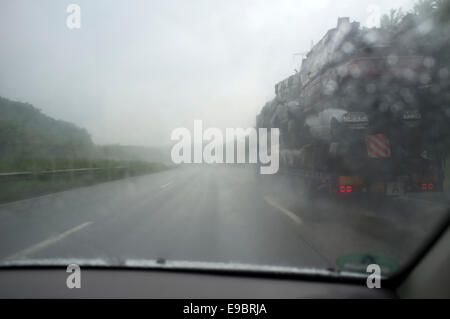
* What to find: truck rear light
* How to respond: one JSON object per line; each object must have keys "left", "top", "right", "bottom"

{"left": 421, "top": 183, "right": 434, "bottom": 191}
{"left": 338, "top": 176, "right": 360, "bottom": 194}
{"left": 339, "top": 185, "right": 353, "bottom": 193}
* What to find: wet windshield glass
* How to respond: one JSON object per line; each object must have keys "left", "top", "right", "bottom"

{"left": 0, "top": 0, "right": 449, "bottom": 278}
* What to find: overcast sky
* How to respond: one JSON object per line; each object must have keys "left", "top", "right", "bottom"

{"left": 0, "top": 0, "right": 415, "bottom": 146}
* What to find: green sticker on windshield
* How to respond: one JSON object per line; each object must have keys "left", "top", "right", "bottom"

{"left": 336, "top": 252, "right": 398, "bottom": 275}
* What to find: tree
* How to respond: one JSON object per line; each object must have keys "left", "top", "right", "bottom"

{"left": 380, "top": 9, "right": 405, "bottom": 31}
{"left": 413, "top": 0, "right": 439, "bottom": 17}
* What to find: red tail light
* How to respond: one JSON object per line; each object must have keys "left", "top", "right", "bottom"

{"left": 421, "top": 183, "right": 434, "bottom": 191}
{"left": 339, "top": 185, "right": 353, "bottom": 193}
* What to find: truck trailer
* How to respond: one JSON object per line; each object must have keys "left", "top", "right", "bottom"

{"left": 256, "top": 18, "right": 445, "bottom": 197}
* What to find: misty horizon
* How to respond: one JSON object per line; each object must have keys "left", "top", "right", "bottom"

{"left": 0, "top": 0, "right": 414, "bottom": 147}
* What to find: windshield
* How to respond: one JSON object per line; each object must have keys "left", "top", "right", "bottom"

{"left": 0, "top": 0, "right": 449, "bottom": 280}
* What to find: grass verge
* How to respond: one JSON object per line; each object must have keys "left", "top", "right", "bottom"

{"left": 0, "top": 158, "right": 169, "bottom": 204}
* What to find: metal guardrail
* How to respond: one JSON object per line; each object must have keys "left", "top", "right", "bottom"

{"left": 0, "top": 167, "right": 128, "bottom": 181}
{"left": 0, "top": 171, "right": 33, "bottom": 177}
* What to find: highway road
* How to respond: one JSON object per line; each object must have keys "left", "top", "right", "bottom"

{"left": 0, "top": 166, "right": 448, "bottom": 273}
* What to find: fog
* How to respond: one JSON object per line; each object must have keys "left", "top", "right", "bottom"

{"left": 0, "top": 0, "right": 414, "bottom": 147}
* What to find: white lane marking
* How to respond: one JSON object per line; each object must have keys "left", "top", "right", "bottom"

{"left": 263, "top": 196, "right": 303, "bottom": 225}
{"left": 4, "top": 221, "right": 93, "bottom": 261}
{"left": 161, "top": 181, "right": 173, "bottom": 188}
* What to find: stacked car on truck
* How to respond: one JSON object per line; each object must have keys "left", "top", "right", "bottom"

{"left": 256, "top": 17, "right": 444, "bottom": 196}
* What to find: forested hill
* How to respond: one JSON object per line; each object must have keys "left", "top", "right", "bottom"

{"left": 0, "top": 96, "right": 94, "bottom": 158}
{"left": 0, "top": 96, "right": 172, "bottom": 164}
